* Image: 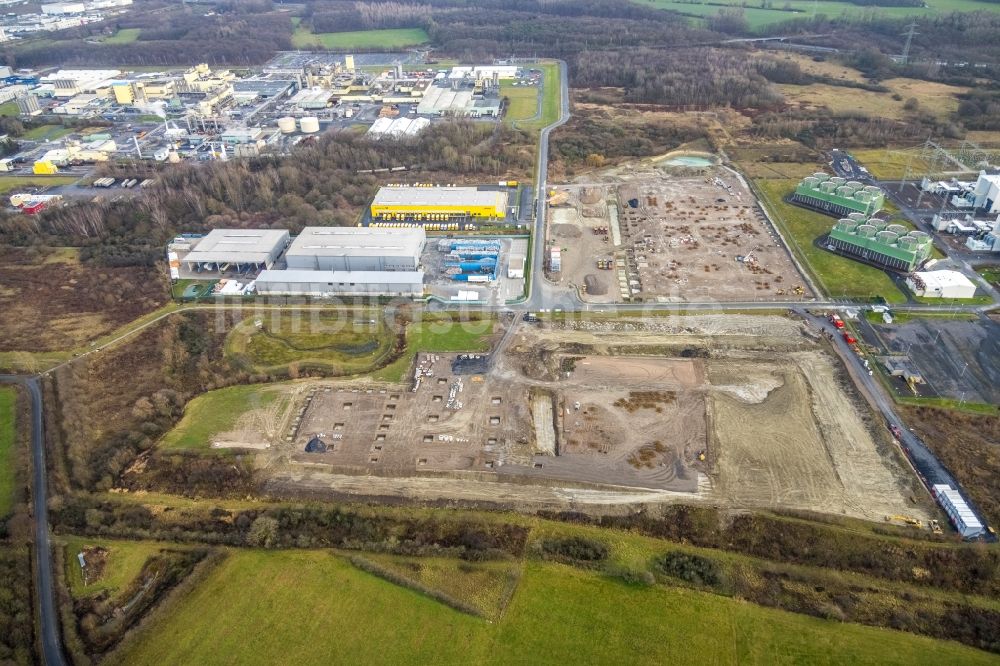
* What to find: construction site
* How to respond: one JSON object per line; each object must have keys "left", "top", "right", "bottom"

{"left": 239, "top": 315, "right": 927, "bottom": 522}
{"left": 545, "top": 166, "right": 812, "bottom": 302}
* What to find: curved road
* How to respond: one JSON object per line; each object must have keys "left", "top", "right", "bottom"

{"left": 0, "top": 376, "right": 65, "bottom": 666}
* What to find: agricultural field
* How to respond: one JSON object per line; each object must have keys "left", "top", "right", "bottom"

{"left": 753, "top": 178, "right": 907, "bottom": 302}
{"left": 0, "top": 387, "right": 16, "bottom": 516}
{"left": 291, "top": 26, "right": 428, "bottom": 49}
{"left": 639, "top": 0, "right": 1000, "bottom": 29}
{"left": 159, "top": 383, "right": 291, "bottom": 452}
{"left": 225, "top": 312, "right": 399, "bottom": 375}
{"left": 0, "top": 246, "right": 169, "bottom": 353}
{"left": 110, "top": 549, "right": 997, "bottom": 665}
{"left": 101, "top": 28, "right": 141, "bottom": 44}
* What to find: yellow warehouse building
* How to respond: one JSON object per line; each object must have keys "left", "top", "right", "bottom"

{"left": 370, "top": 185, "right": 508, "bottom": 221}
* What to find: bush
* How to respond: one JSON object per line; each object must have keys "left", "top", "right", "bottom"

{"left": 653, "top": 551, "right": 722, "bottom": 588}
{"left": 538, "top": 536, "right": 609, "bottom": 565}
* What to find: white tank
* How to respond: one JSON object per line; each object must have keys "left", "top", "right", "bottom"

{"left": 277, "top": 116, "right": 296, "bottom": 133}
{"left": 299, "top": 116, "right": 320, "bottom": 134}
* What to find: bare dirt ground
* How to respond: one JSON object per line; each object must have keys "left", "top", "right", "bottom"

{"left": 258, "top": 316, "right": 924, "bottom": 522}
{"left": 545, "top": 166, "right": 812, "bottom": 302}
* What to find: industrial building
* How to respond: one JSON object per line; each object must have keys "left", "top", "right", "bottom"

{"left": 905, "top": 270, "right": 977, "bottom": 299}
{"left": 182, "top": 229, "right": 289, "bottom": 272}
{"left": 370, "top": 186, "right": 508, "bottom": 224}
{"left": 285, "top": 226, "right": 425, "bottom": 272}
{"left": 255, "top": 269, "right": 424, "bottom": 297}
{"left": 932, "top": 484, "right": 985, "bottom": 539}
{"left": 826, "top": 214, "right": 932, "bottom": 272}
{"left": 792, "top": 173, "right": 885, "bottom": 217}
{"left": 366, "top": 116, "right": 430, "bottom": 140}
{"left": 970, "top": 172, "right": 1000, "bottom": 214}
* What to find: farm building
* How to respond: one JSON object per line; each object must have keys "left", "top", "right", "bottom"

{"left": 255, "top": 269, "right": 424, "bottom": 297}
{"left": 370, "top": 185, "right": 508, "bottom": 223}
{"left": 285, "top": 226, "right": 425, "bottom": 272}
{"left": 182, "top": 229, "right": 289, "bottom": 273}
{"left": 792, "top": 173, "right": 884, "bottom": 217}
{"left": 932, "top": 484, "right": 985, "bottom": 539}
{"left": 826, "top": 215, "right": 932, "bottom": 272}
{"left": 905, "top": 270, "right": 977, "bottom": 299}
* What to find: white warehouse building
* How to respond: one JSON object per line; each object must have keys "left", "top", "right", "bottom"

{"left": 285, "top": 226, "right": 425, "bottom": 272}
{"left": 256, "top": 269, "right": 424, "bottom": 297}
{"left": 183, "top": 229, "right": 289, "bottom": 273}
{"left": 905, "top": 270, "right": 977, "bottom": 299}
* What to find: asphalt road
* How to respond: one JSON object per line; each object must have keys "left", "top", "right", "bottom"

{"left": 0, "top": 376, "right": 65, "bottom": 666}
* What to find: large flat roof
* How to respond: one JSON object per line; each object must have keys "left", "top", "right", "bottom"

{"left": 286, "top": 226, "right": 425, "bottom": 258}
{"left": 372, "top": 186, "right": 505, "bottom": 209}
{"left": 184, "top": 228, "right": 288, "bottom": 264}
{"left": 258, "top": 269, "right": 424, "bottom": 284}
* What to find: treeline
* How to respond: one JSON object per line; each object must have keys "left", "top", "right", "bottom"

{"left": 2, "top": 7, "right": 293, "bottom": 68}
{"left": 0, "top": 121, "right": 533, "bottom": 266}
{"left": 51, "top": 498, "right": 531, "bottom": 558}
{"left": 571, "top": 49, "right": 784, "bottom": 109}
{"left": 749, "top": 108, "right": 962, "bottom": 147}
{"left": 552, "top": 107, "right": 707, "bottom": 168}
{"left": 304, "top": 1, "right": 433, "bottom": 33}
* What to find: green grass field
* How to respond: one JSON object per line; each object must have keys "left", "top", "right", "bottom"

{"left": 637, "top": 0, "right": 1000, "bottom": 29}
{"left": 102, "top": 28, "right": 141, "bottom": 44}
{"left": 522, "top": 62, "right": 561, "bottom": 132}
{"left": 0, "top": 100, "right": 19, "bottom": 117}
{"left": 159, "top": 383, "right": 287, "bottom": 451}
{"left": 0, "top": 175, "right": 78, "bottom": 194}
{"left": 500, "top": 81, "right": 539, "bottom": 126}
{"left": 226, "top": 313, "right": 398, "bottom": 374}
{"left": 110, "top": 549, "right": 996, "bottom": 666}
{"left": 23, "top": 125, "right": 74, "bottom": 142}
{"left": 372, "top": 316, "right": 495, "bottom": 382}
{"left": 61, "top": 536, "right": 167, "bottom": 598}
{"left": 753, "top": 178, "right": 906, "bottom": 303}
{"left": 291, "top": 26, "right": 429, "bottom": 49}
{"left": 0, "top": 387, "right": 16, "bottom": 517}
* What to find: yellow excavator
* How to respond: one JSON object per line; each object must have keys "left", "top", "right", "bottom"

{"left": 884, "top": 515, "right": 923, "bottom": 529}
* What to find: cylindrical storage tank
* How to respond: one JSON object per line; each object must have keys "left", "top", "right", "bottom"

{"left": 887, "top": 224, "right": 907, "bottom": 235}
{"left": 858, "top": 225, "right": 877, "bottom": 238}
{"left": 876, "top": 231, "right": 898, "bottom": 244}
{"left": 299, "top": 116, "right": 320, "bottom": 133}
{"left": 277, "top": 116, "right": 296, "bottom": 133}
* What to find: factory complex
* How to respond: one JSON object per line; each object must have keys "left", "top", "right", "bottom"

{"left": 826, "top": 214, "right": 932, "bottom": 272}
{"left": 169, "top": 206, "right": 527, "bottom": 301}
{"left": 792, "top": 173, "right": 885, "bottom": 217}
{"left": 904, "top": 270, "right": 977, "bottom": 299}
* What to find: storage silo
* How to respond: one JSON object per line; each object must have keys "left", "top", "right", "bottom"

{"left": 299, "top": 116, "right": 320, "bottom": 134}
{"left": 277, "top": 116, "right": 296, "bottom": 133}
